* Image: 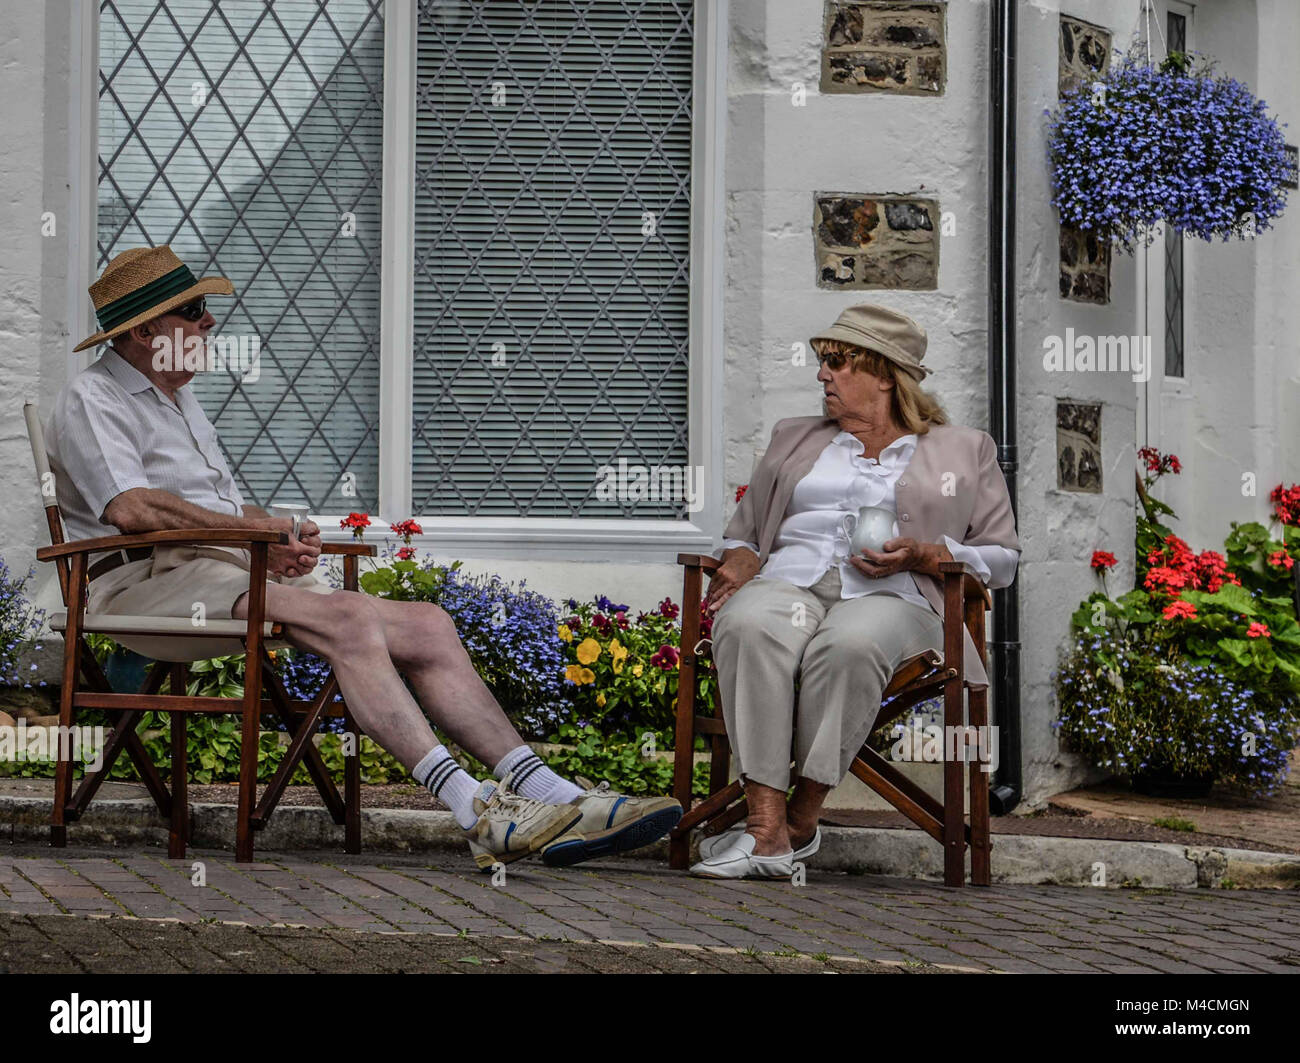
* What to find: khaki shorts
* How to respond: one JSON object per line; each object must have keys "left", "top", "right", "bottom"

{"left": 85, "top": 544, "right": 335, "bottom": 661}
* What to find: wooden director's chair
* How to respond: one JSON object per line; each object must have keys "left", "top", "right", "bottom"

{"left": 24, "top": 401, "right": 376, "bottom": 863}
{"left": 668, "top": 553, "right": 994, "bottom": 887}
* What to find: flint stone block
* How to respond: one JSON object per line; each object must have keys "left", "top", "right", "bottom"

{"left": 822, "top": 2, "right": 946, "bottom": 95}
{"left": 814, "top": 194, "right": 939, "bottom": 290}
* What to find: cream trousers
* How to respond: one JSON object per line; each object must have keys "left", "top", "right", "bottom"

{"left": 711, "top": 567, "right": 943, "bottom": 790}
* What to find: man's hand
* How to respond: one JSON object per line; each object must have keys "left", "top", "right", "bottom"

{"left": 706, "top": 547, "right": 760, "bottom": 613}
{"left": 269, "top": 517, "right": 321, "bottom": 578}
{"left": 849, "top": 537, "right": 950, "bottom": 580}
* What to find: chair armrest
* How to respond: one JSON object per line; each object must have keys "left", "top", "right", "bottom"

{"left": 37, "top": 528, "right": 288, "bottom": 562}
{"left": 321, "top": 542, "right": 377, "bottom": 557}
{"left": 677, "top": 553, "right": 722, "bottom": 573}
{"left": 938, "top": 560, "right": 992, "bottom": 610}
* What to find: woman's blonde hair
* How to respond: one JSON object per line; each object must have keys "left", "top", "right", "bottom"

{"left": 813, "top": 339, "right": 948, "bottom": 434}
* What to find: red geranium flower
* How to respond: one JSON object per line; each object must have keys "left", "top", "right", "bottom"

{"left": 1090, "top": 550, "right": 1118, "bottom": 570}
{"left": 395, "top": 546, "right": 415, "bottom": 561}
{"left": 1247, "top": 621, "right": 1271, "bottom": 639}
{"left": 390, "top": 519, "right": 424, "bottom": 542}
{"left": 340, "top": 512, "right": 371, "bottom": 540}
{"left": 1270, "top": 483, "right": 1300, "bottom": 527}
{"left": 1267, "top": 549, "right": 1295, "bottom": 571}
{"left": 1162, "top": 600, "right": 1197, "bottom": 621}
{"left": 1138, "top": 446, "right": 1181, "bottom": 477}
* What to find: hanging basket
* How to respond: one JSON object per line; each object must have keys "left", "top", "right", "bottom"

{"left": 1047, "top": 51, "right": 1292, "bottom": 253}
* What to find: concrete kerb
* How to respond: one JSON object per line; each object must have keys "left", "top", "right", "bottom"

{"left": 5, "top": 792, "right": 1298, "bottom": 889}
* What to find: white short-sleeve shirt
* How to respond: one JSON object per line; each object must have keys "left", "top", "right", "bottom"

{"left": 45, "top": 349, "right": 246, "bottom": 559}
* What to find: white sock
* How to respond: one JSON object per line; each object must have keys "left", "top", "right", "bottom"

{"left": 495, "top": 744, "right": 583, "bottom": 804}
{"left": 412, "top": 746, "right": 483, "bottom": 829}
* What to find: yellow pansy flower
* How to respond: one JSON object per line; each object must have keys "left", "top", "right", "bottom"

{"left": 596, "top": 692, "right": 607, "bottom": 707}
{"left": 564, "top": 664, "right": 597, "bottom": 685}
{"left": 610, "top": 638, "right": 629, "bottom": 674}
{"left": 632, "top": 663, "right": 643, "bottom": 677}
{"left": 557, "top": 624, "right": 573, "bottom": 643}
{"left": 576, "top": 638, "right": 602, "bottom": 665}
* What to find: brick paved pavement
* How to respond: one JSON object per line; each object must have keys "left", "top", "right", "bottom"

{"left": 2, "top": 845, "right": 1299, "bottom": 974}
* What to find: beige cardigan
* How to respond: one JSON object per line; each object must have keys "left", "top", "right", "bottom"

{"left": 721, "top": 416, "right": 1021, "bottom": 688}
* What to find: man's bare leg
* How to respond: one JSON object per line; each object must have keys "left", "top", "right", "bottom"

{"left": 233, "top": 584, "right": 440, "bottom": 769}
{"left": 363, "top": 596, "right": 530, "bottom": 769}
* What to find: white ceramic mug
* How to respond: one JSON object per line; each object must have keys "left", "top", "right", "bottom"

{"left": 269, "top": 502, "right": 311, "bottom": 542}
{"left": 842, "top": 504, "right": 898, "bottom": 556}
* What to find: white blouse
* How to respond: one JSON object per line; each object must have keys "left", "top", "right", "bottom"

{"left": 723, "top": 431, "right": 1019, "bottom": 609}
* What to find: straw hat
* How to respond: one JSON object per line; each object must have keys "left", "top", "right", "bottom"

{"left": 73, "top": 245, "right": 233, "bottom": 352}
{"left": 809, "top": 303, "right": 932, "bottom": 381}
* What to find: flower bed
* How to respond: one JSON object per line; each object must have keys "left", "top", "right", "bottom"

{"left": 1057, "top": 450, "right": 1300, "bottom": 795}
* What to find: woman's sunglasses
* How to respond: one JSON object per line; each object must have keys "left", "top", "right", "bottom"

{"left": 815, "top": 348, "right": 852, "bottom": 371}
{"left": 170, "top": 297, "right": 207, "bottom": 322}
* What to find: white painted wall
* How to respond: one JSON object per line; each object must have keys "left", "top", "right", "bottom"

{"left": 0, "top": 2, "right": 76, "bottom": 674}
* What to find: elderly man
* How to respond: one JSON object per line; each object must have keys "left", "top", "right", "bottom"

{"left": 47, "top": 245, "right": 681, "bottom": 870}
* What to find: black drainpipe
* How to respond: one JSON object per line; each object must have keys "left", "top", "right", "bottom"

{"left": 987, "top": 0, "right": 1022, "bottom": 814}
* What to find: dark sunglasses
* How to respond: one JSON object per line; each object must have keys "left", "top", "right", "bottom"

{"left": 170, "top": 297, "right": 207, "bottom": 322}
{"left": 815, "top": 348, "right": 852, "bottom": 371}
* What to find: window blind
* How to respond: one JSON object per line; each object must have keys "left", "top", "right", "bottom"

{"left": 412, "top": 0, "right": 694, "bottom": 518}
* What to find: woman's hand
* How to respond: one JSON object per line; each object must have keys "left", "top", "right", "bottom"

{"left": 706, "top": 547, "right": 761, "bottom": 612}
{"left": 849, "top": 537, "right": 950, "bottom": 580}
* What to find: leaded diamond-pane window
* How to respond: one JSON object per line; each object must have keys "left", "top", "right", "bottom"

{"left": 98, "top": 0, "right": 384, "bottom": 512}
{"left": 412, "top": 0, "right": 694, "bottom": 518}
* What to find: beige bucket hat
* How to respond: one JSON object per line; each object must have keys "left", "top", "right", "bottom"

{"left": 809, "top": 303, "right": 932, "bottom": 381}
{"left": 74, "top": 245, "right": 233, "bottom": 352}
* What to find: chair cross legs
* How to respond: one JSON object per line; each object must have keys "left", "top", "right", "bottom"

{"left": 23, "top": 401, "right": 375, "bottom": 862}
{"left": 667, "top": 553, "right": 994, "bottom": 887}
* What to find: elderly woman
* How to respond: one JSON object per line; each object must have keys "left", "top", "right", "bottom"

{"left": 690, "top": 304, "right": 1020, "bottom": 879}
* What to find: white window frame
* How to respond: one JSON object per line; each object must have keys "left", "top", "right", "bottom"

{"left": 1137, "top": 0, "right": 1194, "bottom": 447}
{"left": 73, "top": 0, "right": 727, "bottom": 563}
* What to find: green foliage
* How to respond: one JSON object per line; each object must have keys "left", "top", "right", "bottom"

{"left": 541, "top": 722, "right": 711, "bottom": 798}
{"left": 358, "top": 558, "right": 460, "bottom": 601}
{"left": 1151, "top": 815, "right": 1196, "bottom": 832}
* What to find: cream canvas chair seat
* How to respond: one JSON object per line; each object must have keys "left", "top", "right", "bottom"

{"left": 22, "top": 399, "right": 374, "bottom": 861}
{"left": 48, "top": 611, "right": 285, "bottom": 641}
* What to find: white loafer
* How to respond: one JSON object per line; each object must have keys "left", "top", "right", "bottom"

{"left": 699, "top": 825, "right": 821, "bottom": 862}
{"left": 689, "top": 831, "right": 794, "bottom": 879}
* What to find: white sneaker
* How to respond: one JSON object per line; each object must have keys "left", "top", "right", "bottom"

{"left": 540, "top": 779, "right": 682, "bottom": 867}
{"left": 689, "top": 831, "right": 794, "bottom": 880}
{"left": 464, "top": 776, "right": 583, "bottom": 871}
